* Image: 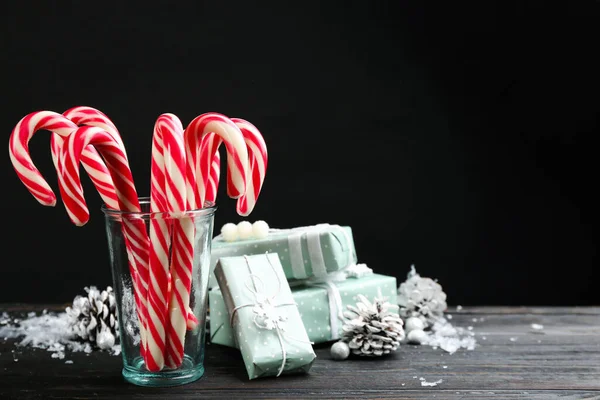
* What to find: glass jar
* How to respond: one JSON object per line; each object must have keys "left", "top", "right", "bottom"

{"left": 102, "top": 198, "right": 216, "bottom": 387}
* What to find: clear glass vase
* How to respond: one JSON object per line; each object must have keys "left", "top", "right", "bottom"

{"left": 102, "top": 198, "right": 216, "bottom": 387}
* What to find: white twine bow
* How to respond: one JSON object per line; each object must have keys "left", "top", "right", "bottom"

{"left": 230, "top": 253, "right": 313, "bottom": 377}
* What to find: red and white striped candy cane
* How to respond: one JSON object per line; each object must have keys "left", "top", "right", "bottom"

{"left": 147, "top": 113, "right": 188, "bottom": 371}
{"left": 230, "top": 118, "right": 267, "bottom": 216}
{"left": 55, "top": 121, "right": 150, "bottom": 300}
{"left": 8, "top": 111, "right": 113, "bottom": 210}
{"left": 184, "top": 112, "right": 249, "bottom": 210}
{"left": 57, "top": 125, "right": 140, "bottom": 219}
{"left": 8, "top": 110, "right": 149, "bottom": 357}
{"left": 165, "top": 214, "right": 195, "bottom": 368}
{"left": 150, "top": 114, "right": 198, "bottom": 369}
{"left": 60, "top": 106, "right": 150, "bottom": 358}
{"left": 49, "top": 106, "right": 125, "bottom": 213}
{"left": 62, "top": 106, "right": 124, "bottom": 148}
{"left": 199, "top": 118, "right": 267, "bottom": 215}
{"left": 56, "top": 125, "right": 151, "bottom": 362}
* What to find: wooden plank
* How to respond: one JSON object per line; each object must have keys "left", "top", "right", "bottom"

{"left": 447, "top": 306, "right": 600, "bottom": 316}
{"left": 0, "top": 305, "right": 599, "bottom": 399}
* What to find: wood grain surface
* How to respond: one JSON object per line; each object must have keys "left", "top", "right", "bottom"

{"left": 1, "top": 305, "right": 599, "bottom": 399}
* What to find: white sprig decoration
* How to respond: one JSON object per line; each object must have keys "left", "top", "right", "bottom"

{"left": 397, "top": 265, "right": 447, "bottom": 327}
{"left": 340, "top": 293, "right": 405, "bottom": 357}
{"left": 251, "top": 298, "right": 288, "bottom": 331}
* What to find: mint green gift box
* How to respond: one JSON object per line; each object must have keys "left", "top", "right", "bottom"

{"left": 214, "top": 252, "right": 316, "bottom": 379}
{"left": 208, "top": 224, "right": 357, "bottom": 288}
{"left": 210, "top": 270, "right": 397, "bottom": 347}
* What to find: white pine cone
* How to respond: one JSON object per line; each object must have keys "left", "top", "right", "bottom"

{"left": 341, "top": 293, "right": 405, "bottom": 357}
{"left": 397, "top": 265, "right": 447, "bottom": 327}
{"left": 65, "top": 286, "right": 119, "bottom": 350}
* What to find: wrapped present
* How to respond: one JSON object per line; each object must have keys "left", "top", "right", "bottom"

{"left": 214, "top": 252, "right": 316, "bottom": 379}
{"left": 209, "top": 223, "right": 357, "bottom": 288}
{"left": 210, "top": 264, "right": 397, "bottom": 347}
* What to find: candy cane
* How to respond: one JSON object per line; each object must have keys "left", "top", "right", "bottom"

{"left": 8, "top": 110, "right": 149, "bottom": 358}
{"left": 54, "top": 113, "right": 150, "bottom": 332}
{"left": 230, "top": 118, "right": 267, "bottom": 216}
{"left": 8, "top": 111, "right": 112, "bottom": 209}
{"left": 184, "top": 112, "right": 249, "bottom": 210}
{"left": 56, "top": 125, "right": 151, "bottom": 363}
{"left": 147, "top": 113, "right": 187, "bottom": 371}
{"left": 150, "top": 114, "right": 198, "bottom": 369}
{"left": 62, "top": 106, "right": 124, "bottom": 149}
{"left": 199, "top": 118, "right": 267, "bottom": 215}
{"left": 57, "top": 125, "right": 141, "bottom": 220}
{"left": 165, "top": 215, "right": 195, "bottom": 368}
{"left": 61, "top": 106, "right": 150, "bottom": 358}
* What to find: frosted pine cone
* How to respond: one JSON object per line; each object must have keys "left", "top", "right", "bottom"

{"left": 66, "top": 286, "right": 119, "bottom": 350}
{"left": 397, "top": 265, "right": 447, "bottom": 327}
{"left": 341, "top": 293, "right": 405, "bottom": 357}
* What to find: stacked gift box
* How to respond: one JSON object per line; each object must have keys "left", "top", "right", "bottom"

{"left": 207, "top": 222, "right": 399, "bottom": 379}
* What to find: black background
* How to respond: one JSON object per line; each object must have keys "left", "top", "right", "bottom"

{"left": 1, "top": 2, "right": 597, "bottom": 305}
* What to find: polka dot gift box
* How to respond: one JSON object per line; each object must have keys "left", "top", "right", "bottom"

{"left": 208, "top": 223, "right": 357, "bottom": 289}
{"left": 213, "top": 252, "right": 316, "bottom": 380}
{"left": 209, "top": 266, "right": 397, "bottom": 347}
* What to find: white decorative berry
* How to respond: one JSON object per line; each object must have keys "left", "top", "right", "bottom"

{"left": 397, "top": 265, "right": 447, "bottom": 327}
{"left": 407, "top": 329, "right": 428, "bottom": 345}
{"left": 237, "top": 221, "right": 253, "bottom": 239}
{"left": 252, "top": 220, "right": 270, "bottom": 239}
{"left": 330, "top": 341, "right": 350, "bottom": 360}
{"left": 404, "top": 317, "right": 425, "bottom": 333}
{"left": 221, "top": 223, "right": 239, "bottom": 242}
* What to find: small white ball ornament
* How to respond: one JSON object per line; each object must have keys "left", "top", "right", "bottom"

{"left": 237, "top": 221, "right": 253, "bottom": 239}
{"left": 407, "top": 329, "right": 428, "bottom": 345}
{"left": 330, "top": 341, "right": 350, "bottom": 360}
{"left": 221, "top": 223, "right": 239, "bottom": 242}
{"left": 404, "top": 317, "right": 425, "bottom": 333}
{"left": 252, "top": 220, "right": 270, "bottom": 239}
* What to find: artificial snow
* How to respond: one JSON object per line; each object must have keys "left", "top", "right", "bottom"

{"left": 0, "top": 310, "right": 120, "bottom": 359}
{"left": 420, "top": 378, "right": 443, "bottom": 387}
{"left": 413, "top": 317, "right": 477, "bottom": 354}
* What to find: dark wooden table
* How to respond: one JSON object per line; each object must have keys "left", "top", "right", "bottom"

{"left": 1, "top": 305, "right": 599, "bottom": 399}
